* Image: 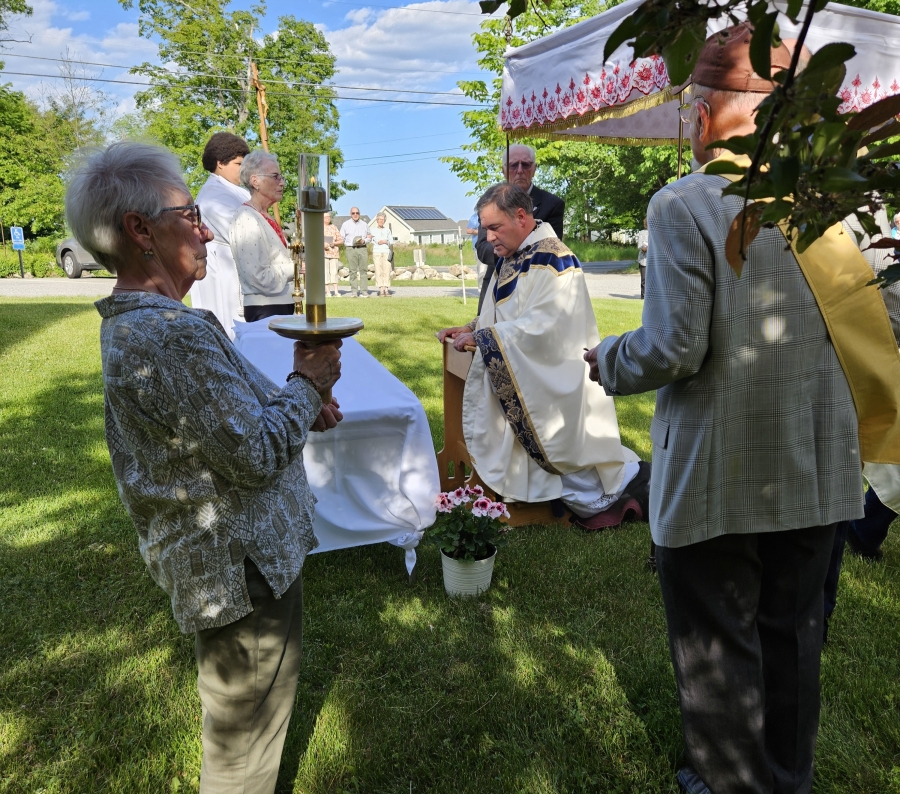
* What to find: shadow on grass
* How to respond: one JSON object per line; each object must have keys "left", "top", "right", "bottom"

{"left": 276, "top": 524, "right": 684, "bottom": 794}
{"left": 0, "top": 362, "right": 201, "bottom": 790}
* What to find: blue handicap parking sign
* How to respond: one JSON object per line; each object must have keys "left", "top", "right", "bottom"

{"left": 10, "top": 226, "right": 25, "bottom": 251}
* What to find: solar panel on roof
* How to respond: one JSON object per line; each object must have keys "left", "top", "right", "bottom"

{"left": 391, "top": 207, "right": 447, "bottom": 221}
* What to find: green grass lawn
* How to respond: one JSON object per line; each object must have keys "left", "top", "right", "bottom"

{"left": 388, "top": 280, "right": 478, "bottom": 289}
{"left": 1, "top": 298, "right": 898, "bottom": 793}
{"left": 565, "top": 241, "right": 638, "bottom": 263}
{"left": 339, "top": 243, "right": 478, "bottom": 270}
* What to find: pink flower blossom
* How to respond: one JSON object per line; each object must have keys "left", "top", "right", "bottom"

{"left": 466, "top": 484, "right": 484, "bottom": 497}
{"left": 450, "top": 487, "right": 469, "bottom": 506}
{"left": 488, "top": 501, "right": 510, "bottom": 520}
{"left": 435, "top": 493, "right": 454, "bottom": 513}
{"left": 471, "top": 497, "right": 492, "bottom": 517}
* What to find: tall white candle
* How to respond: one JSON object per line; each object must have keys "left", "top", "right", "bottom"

{"left": 302, "top": 211, "right": 327, "bottom": 310}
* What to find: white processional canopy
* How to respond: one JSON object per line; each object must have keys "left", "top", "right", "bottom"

{"left": 500, "top": 0, "right": 900, "bottom": 144}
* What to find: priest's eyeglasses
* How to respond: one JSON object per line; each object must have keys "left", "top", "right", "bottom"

{"left": 161, "top": 204, "right": 202, "bottom": 227}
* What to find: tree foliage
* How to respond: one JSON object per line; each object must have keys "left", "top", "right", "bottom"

{"left": 119, "top": 0, "right": 356, "bottom": 218}
{"left": 445, "top": 0, "right": 677, "bottom": 237}
{"left": 0, "top": 70, "right": 108, "bottom": 236}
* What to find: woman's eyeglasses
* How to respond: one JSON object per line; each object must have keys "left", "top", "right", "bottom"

{"left": 161, "top": 204, "right": 202, "bottom": 227}
{"left": 260, "top": 173, "right": 286, "bottom": 183}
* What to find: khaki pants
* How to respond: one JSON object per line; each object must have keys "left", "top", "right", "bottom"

{"left": 373, "top": 251, "right": 391, "bottom": 288}
{"left": 325, "top": 257, "right": 340, "bottom": 285}
{"left": 345, "top": 247, "right": 368, "bottom": 293}
{"left": 195, "top": 559, "right": 304, "bottom": 794}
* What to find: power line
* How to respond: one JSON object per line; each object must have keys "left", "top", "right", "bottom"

{"left": 344, "top": 146, "right": 463, "bottom": 162}
{"left": 339, "top": 64, "right": 484, "bottom": 75}
{"left": 0, "top": 70, "right": 487, "bottom": 107}
{"left": 150, "top": 46, "right": 484, "bottom": 75}
{"left": 4, "top": 52, "right": 471, "bottom": 97}
{"left": 341, "top": 130, "right": 463, "bottom": 146}
{"left": 342, "top": 150, "right": 465, "bottom": 168}
{"left": 320, "top": 0, "right": 491, "bottom": 17}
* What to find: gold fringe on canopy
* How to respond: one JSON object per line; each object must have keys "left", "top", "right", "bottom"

{"left": 508, "top": 131, "right": 676, "bottom": 146}
{"left": 503, "top": 84, "right": 678, "bottom": 143}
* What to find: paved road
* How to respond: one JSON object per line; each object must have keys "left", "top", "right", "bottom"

{"left": 0, "top": 273, "right": 642, "bottom": 301}
{"left": 580, "top": 260, "right": 637, "bottom": 274}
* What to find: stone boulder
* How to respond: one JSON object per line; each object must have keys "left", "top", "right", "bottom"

{"left": 449, "top": 264, "right": 463, "bottom": 277}
{"left": 338, "top": 267, "right": 350, "bottom": 278}
{"left": 394, "top": 270, "right": 413, "bottom": 280}
{"left": 412, "top": 268, "right": 426, "bottom": 281}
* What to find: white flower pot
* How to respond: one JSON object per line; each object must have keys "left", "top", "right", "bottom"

{"left": 440, "top": 546, "right": 497, "bottom": 597}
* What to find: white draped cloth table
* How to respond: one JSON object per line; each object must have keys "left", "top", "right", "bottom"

{"left": 233, "top": 320, "right": 439, "bottom": 572}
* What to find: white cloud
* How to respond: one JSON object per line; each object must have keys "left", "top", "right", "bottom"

{"left": 2, "top": 0, "right": 157, "bottom": 107}
{"left": 322, "top": 0, "right": 488, "bottom": 95}
{"left": 65, "top": 10, "right": 90, "bottom": 21}
{"left": 343, "top": 8, "right": 373, "bottom": 24}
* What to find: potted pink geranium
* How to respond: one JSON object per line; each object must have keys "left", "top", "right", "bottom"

{"left": 428, "top": 484, "right": 510, "bottom": 596}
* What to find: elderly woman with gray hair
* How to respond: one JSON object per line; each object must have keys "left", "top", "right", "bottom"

{"left": 67, "top": 141, "right": 342, "bottom": 794}
{"left": 230, "top": 149, "right": 295, "bottom": 321}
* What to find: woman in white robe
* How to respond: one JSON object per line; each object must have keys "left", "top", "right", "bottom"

{"left": 188, "top": 132, "right": 250, "bottom": 339}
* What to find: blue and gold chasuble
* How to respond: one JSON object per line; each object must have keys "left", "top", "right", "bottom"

{"left": 462, "top": 222, "right": 628, "bottom": 503}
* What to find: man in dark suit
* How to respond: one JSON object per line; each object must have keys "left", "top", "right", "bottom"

{"left": 476, "top": 144, "right": 564, "bottom": 311}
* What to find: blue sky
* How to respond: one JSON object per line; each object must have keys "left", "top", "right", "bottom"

{"left": 2, "top": 0, "right": 502, "bottom": 221}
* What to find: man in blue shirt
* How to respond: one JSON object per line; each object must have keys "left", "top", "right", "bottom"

{"left": 338, "top": 207, "right": 372, "bottom": 297}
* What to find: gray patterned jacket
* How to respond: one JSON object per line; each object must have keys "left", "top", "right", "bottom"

{"left": 95, "top": 293, "right": 321, "bottom": 632}
{"left": 598, "top": 173, "right": 900, "bottom": 548}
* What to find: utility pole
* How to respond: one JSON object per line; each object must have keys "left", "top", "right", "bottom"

{"left": 250, "top": 61, "right": 281, "bottom": 227}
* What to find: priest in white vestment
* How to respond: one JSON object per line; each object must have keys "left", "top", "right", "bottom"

{"left": 189, "top": 132, "right": 250, "bottom": 339}
{"left": 438, "top": 183, "right": 647, "bottom": 528}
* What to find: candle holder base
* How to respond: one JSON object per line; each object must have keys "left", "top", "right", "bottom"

{"left": 268, "top": 315, "right": 364, "bottom": 343}
{"left": 269, "top": 316, "right": 364, "bottom": 406}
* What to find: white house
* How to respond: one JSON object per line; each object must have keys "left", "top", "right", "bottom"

{"left": 369, "top": 206, "right": 462, "bottom": 245}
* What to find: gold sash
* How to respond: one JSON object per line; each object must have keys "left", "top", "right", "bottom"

{"left": 698, "top": 156, "right": 900, "bottom": 463}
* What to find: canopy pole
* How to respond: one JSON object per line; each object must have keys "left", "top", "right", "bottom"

{"left": 676, "top": 88, "right": 685, "bottom": 179}
{"left": 506, "top": 134, "right": 510, "bottom": 181}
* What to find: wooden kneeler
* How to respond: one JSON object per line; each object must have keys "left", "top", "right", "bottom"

{"left": 435, "top": 339, "right": 569, "bottom": 528}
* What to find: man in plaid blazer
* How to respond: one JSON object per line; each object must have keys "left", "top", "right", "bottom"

{"left": 587, "top": 24, "right": 899, "bottom": 794}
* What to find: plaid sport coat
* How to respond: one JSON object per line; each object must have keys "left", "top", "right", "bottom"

{"left": 597, "top": 172, "right": 900, "bottom": 548}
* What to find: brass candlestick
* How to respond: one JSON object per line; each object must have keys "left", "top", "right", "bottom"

{"left": 289, "top": 227, "right": 304, "bottom": 316}
{"left": 269, "top": 153, "right": 363, "bottom": 404}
